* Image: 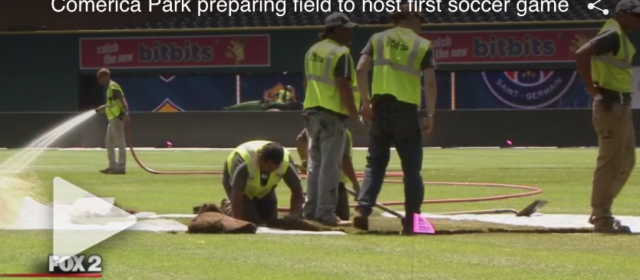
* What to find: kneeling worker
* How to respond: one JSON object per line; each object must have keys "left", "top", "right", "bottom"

{"left": 296, "top": 128, "right": 360, "bottom": 220}
{"left": 221, "top": 141, "right": 305, "bottom": 225}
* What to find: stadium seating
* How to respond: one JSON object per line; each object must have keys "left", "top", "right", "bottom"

{"left": 120, "top": 1, "right": 612, "bottom": 29}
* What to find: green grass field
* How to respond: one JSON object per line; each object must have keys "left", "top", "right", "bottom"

{"left": 1, "top": 148, "right": 639, "bottom": 280}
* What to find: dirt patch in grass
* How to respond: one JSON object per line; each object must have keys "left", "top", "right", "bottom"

{"left": 183, "top": 203, "right": 347, "bottom": 233}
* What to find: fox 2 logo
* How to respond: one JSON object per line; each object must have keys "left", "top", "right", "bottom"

{"left": 48, "top": 255, "right": 102, "bottom": 273}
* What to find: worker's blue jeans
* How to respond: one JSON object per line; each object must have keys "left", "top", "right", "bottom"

{"left": 302, "top": 110, "right": 346, "bottom": 225}
{"left": 357, "top": 100, "right": 425, "bottom": 225}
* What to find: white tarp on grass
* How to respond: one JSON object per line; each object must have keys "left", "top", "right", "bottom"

{"left": 2, "top": 197, "right": 346, "bottom": 235}
{"left": 381, "top": 212, "right": 640, "bottom": 233}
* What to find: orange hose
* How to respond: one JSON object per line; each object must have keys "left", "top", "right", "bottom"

{"left": 125, "top": 122, "right": 543, "bottom": 211}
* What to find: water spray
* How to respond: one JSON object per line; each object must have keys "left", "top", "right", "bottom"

{"left": 1, "top": 110, "right": 96, "bottom": 174}
{"left": 0, "top": 110, "right": 97, "bottom": 228}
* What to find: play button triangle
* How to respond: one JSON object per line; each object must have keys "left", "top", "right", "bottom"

{"left": 53, "top": 177, "right": 136, "bottom": 257}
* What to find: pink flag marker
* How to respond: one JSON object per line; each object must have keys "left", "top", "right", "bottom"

{"left": 413, "top": 213, "right": 436, "bottom": 234}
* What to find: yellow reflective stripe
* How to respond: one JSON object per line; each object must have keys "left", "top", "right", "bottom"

{"left": 230, "top": 162, "right": 248, "bottom": 183}
{"left": 306, "top": 45, "right": 345, "bottom": 85}
{"left": 239, "top": 143, "right": 259, "bottom": 178}
{"left": 595, "top": 24, "right": 631, "bottom": 69}
{"left": 595, "top": 45, "right": 631, "bottom": 69}
{"left": 373, "top": 31, "right": 423, "bottom": 77}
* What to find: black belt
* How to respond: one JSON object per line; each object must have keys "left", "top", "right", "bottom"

{"left": 372, "top": 94, "right": 419, "bottom": 111}
{"left": 600, "top": 89, "right": 632, "bottom": 105}
{"left": 303, "top": 107, "right": 348, "bottom": 120}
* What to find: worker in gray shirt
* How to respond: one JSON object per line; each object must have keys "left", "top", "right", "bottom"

{"left": 220, "top": 141, "right": 305, "bottom": 225}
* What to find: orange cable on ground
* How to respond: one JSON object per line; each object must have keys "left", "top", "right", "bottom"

{"left": 125, "top": 123, "right": 543, "bottom": 211}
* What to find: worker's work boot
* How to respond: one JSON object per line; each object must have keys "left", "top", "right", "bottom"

{"left": 400, "top": 218, "right": 414, "bottom": 236}
{"left": 108, "top": 169, "right": 126, "bottom": 175}
{"left": 302, "top": 215, "right": 317, "bottom": 222}
{"left": 317, "top": 214, "right": 349, "bottom": 227}
{"left": 589, "top": 215, "right": 632, "bottom": 234}
{"left": 353, "top": 207, "right": 372, "bottom": 231}
{"left": 99, "top": 168, "right": 112, "bottom": 174}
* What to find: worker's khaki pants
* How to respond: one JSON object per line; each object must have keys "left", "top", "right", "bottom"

{"left": 591, "top": 101, "right": 635, "bottom": 222}
{"left": 106, "top": 118, "right": 127, "bottom": 171}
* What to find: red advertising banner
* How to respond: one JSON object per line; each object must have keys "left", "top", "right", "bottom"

{"left": 80, "top": 35, "right": 270, "bottom": 69}
{"left": 421, "top": 29, "right": 599, "bottom": 64}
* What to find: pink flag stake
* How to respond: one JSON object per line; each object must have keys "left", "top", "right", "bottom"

{"left": 413, "top": 213, "right": 436, "bottom": 234}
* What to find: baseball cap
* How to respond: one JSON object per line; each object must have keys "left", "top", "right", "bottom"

{"left": 325, "top": 12, "right": 358, "bottom": 28}
{"left": 616, "top": 0, "right": 640, "bottom": 13}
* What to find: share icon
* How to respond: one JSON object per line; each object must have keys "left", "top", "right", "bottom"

{"left": 588, "top": 0, "right": 609, "bottom": 15}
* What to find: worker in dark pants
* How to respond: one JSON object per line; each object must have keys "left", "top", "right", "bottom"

{"left": 574, "top": 0, "right": 640, "bottom": 234}
{"left": 353, "top": 4, "right": 437, "bottom": 234}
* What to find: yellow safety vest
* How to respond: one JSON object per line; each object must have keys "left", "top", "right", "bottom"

{"left": 340, "top": 129, "right": 353, "bottom": 184}
{"left": 592, "top": 19, "right": 635, "bottom": 93}
{"left": 226, "top": 141, "right": 290, "bottom": 199}
{"left": 304, "top": 39, "right": 353, "bottom": 115}
{"left": 371, "top": 27, "right": 431, "bottom": 106}
{"left": 106, "top": 81, "right": 126, "bottom": 120}
{"left": 349, "top": 52, "right": 361, "bottom": 109}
